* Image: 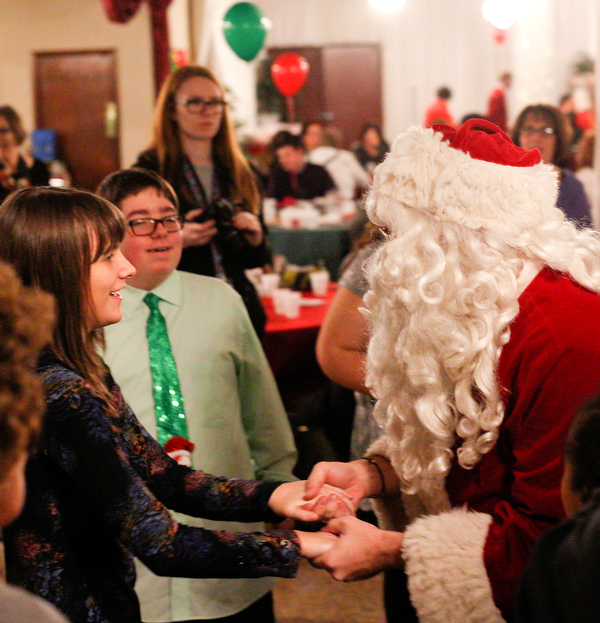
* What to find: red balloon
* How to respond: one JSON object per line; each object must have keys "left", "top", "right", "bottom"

{"left": 271, "top": 52, "right": 310, "bottom": 97}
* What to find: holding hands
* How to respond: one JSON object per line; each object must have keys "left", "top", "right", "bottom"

{"left": 277, "top": 458, "right": 405, "bottom": 579}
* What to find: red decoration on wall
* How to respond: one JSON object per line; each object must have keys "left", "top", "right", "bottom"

{"left": 101, "top": 0, "right": 173, "bottom": 93}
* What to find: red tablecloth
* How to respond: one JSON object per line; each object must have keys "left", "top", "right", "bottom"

{"left": 262, "top": 285, "right": 337, "bottom": 409}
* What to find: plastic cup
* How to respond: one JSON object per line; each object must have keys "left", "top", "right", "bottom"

{"left": 309, "top": 270, "right": 330, "bottom": 296}
{"left": 260, "top": 273, "right": 280, "bottom": 297}
{"left": 282, "top": 290, "right": 301, "bottom": 318}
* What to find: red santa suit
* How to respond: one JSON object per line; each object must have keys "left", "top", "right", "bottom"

{"left": 365, "top": 119, "right": 600, "bottom": 622}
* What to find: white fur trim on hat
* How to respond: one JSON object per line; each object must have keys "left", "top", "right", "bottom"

{"left": 402, "top": 508, "right": 505, "bottom": 623}
{"left": 367, "top": 126, "right": 561, "bottom": 238}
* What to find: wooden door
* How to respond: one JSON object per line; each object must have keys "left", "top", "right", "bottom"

{"left": 265, "top": 45, "right": 382, "bottom": 149}
{"left": 322, "top": 45, "right": 382, "bottom": 148}
{"left": 34, "top": 50, "right": 120, "bottom": 191}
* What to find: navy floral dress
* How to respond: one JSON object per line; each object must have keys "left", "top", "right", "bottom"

{"left": 4, "top": 350, "right": 300, "bottom": 623}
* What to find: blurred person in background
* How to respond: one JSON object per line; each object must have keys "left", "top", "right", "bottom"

{"left": 265, "top": 131, "right": 336, "bottom": 205}
{"left": 0, "top": 105, "right": 49, "bottom": 203}
{"left": 302, "top": 121, "right": 370, "bottom": 201}
{"left": 423, "top": 86, "right": 455, "bottom": 128}
{"left": 486, "top": 72, "right": 512, "bottom": 132}
{"left": 513, "top": 103, "right": 592, "bottom": 228}
{"left": 575, "top": 132, "right": 598, "bottom": 227}
{"left": 352, "top": 123, "right": 390, "bottom": 176}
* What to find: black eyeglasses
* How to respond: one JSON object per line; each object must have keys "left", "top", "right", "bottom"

{"left": 177, "top": 97, "right": 227, "bottom": 115}
{"left": 127, "top": 216, "right": 183, "bottom": 236}
{"left": 521, "top": 125, "right": 555, "bottom": 137}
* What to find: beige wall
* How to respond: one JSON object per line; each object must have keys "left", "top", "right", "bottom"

{"left": 0, "top": 0, "right": 156, "bottom": 167}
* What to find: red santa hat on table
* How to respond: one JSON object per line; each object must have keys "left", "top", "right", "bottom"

{"left": 367, "top": 118, "right": 561, "bottom": 237}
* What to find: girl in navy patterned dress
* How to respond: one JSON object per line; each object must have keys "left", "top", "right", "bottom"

{"left": 0, "top": 187, "right": 343, "bottom": 623}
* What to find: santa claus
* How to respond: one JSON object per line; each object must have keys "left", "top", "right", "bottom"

{"left": 305, "top": 119, "right": 600, "bottom": 622}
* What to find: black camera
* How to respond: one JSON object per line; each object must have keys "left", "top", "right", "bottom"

{"left": 196, "top": 198, "right": 245, "bottom": 248}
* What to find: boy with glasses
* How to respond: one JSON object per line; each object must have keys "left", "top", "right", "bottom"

{"left": 97, "top": 168, "right": 297, "bottom": 623}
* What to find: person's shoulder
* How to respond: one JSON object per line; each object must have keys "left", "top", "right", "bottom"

{"left": 0, "top": 582, "right": 69, "bottom": 623}
{"left": 178, "top": 270, "right": 243, "bottom": 302}
{"left": 36, "top": 349, "right": 85, "bottom": 390}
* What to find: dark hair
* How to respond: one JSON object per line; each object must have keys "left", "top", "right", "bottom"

{"left": 0, "top": 187, "right": 126, "bottom": 399}
{"left": 358, "top": 123, "right": 384, "bottom": 144}
{"left": 565, "top": 394, "right": 600, "bottom": 500}
{"left": 437, "top": 86, "right": 452, "bottom": 100}
{"left": 0, "top": 105, "right": 26, "bottom": 145}
{"left": 97, "top": 167, "right": 179, "bottom": 211}
{"left": 0, "top": 261, "right": 54, "bottom": 480}
{"left": 274, "top": 131, "right": 304, "bottom": 151}
{"left": 512, "top": 104, "right": 572, "bottom": 168}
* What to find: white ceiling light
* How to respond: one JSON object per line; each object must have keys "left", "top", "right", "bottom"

{"left": 482, "top": 0, "right": 546, "bottom": 30}
{"left": 369, "top": 0, "right": 405, "bottom": 12}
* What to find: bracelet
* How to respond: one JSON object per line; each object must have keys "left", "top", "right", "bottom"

{"left": 361, "top": 456, "right": 386, "bottom": 497}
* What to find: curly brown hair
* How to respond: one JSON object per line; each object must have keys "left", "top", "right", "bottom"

{"left": 0, "top": 261, "right": 54, "bottom": 480}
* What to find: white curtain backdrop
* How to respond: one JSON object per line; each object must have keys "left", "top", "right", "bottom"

{"left": 212, "top": 0, "right": 598, "bottom": 141}
{"left": 195, "top": 0, "right": 259, "bottom": 132}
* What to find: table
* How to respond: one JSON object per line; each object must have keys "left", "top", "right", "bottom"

{"left": 267, "top": 223, "right": 354, "bottom": 280}
{"left": 262, "top": 285, "right": 336, "bottom": 410}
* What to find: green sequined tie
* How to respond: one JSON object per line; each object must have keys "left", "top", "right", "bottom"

{"left": 144, "top": 292, "right": 188, "bottom": 447}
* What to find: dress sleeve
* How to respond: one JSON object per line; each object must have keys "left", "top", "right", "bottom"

{"left": 39, "top": 364, "right": 300, "bottom": 579}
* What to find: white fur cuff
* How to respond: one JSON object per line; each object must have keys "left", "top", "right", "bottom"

{"left": 402, "top": 508, "right": 505, "bottom": 623}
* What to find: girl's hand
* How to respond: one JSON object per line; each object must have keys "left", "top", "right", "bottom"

{"left": 233, "top": 212, "right": 263, "bottom": 247}
{"left": 268, "top": 481, "right": 354, "bottom": 523}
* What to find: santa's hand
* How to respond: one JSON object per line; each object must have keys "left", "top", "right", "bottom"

{"left": 311, "top": 516, "right": 404, "bottom": 581}
{"left": 304, "top": 461, "right": 371, "bottom": 507}
{"left": 295, "top": 529, "right": 338, "bottom": 559}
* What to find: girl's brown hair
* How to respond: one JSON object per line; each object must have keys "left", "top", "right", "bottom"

{"left": 149, "top": 65, "right": 261, "bottom": 214}
{"left": 0, "top": 187, "right": 126, "bottom": 400}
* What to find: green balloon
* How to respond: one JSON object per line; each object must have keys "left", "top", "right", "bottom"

{"left": 222, "top": 3, "right": 269, "bottom": 62}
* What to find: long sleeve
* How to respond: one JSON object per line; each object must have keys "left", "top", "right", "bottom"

{"left": 233, "top": 300, "right": 297, "bottom": 482}
{"left": 38, "top": 360, "right": 299, "bottom": 578}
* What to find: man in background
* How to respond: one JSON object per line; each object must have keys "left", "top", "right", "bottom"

{"left": 487, "top": 71, "right": 512, "bottom": 131}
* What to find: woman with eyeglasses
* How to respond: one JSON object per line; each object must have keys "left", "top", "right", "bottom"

{"left": 0, "top": 105, "right": 50, "bottom": 203}
{"left": 134, "top": 66, "right": 269, "bottom": 337}
{"left": 512, "top": 104, "right": 592, "bottom": 228}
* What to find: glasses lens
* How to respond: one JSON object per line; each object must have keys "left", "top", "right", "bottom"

{"left": 163, "top": 216, "right": 182, "bottom": 232}
{"left": 523, "top": 126, "right": 554, "bottom": 136}
{"left": 130, "top": 220, "right": 154, "bottom": 236}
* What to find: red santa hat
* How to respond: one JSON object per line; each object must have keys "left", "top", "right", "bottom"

{"left": 367, "top": 118, "right": 561, "bottom": 237}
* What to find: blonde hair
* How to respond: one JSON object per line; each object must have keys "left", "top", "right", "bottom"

{"left": 365, "top": 202, "right": 600, "bottom": 494}
{"left": 149, "top": 65, "right": 261, "bottom": 214}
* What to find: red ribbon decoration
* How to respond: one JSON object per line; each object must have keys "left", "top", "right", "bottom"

{"left": 101, "top": 0, "right": 173, "bottom": 93}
